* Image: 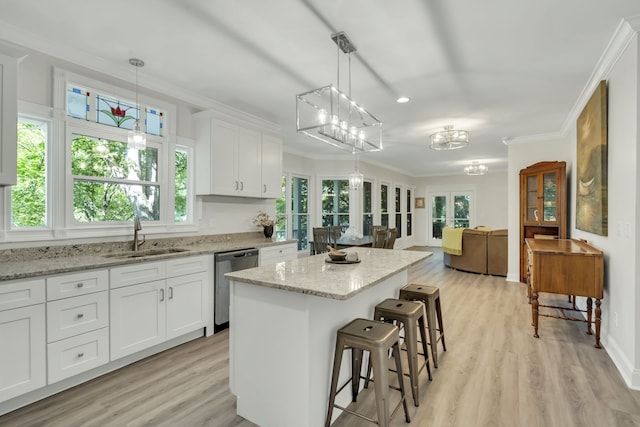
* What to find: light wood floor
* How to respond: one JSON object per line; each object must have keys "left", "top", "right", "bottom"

{"left": 2, "top": 248, "right": 640, "bottom": 427}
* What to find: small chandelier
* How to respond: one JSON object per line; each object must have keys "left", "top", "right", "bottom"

{"left": 349, "top": 153, "right": 364, "bottom": 190}
{"left": 464, "top": 161, "right": 488, "bottom": 175}
{"left": 296, "top": 32, "right": 382, "bottom": 153}
{"left": 127, "top": 58, "right": 146, "bottom": 150}
{"left": 430, "top": 125, "right": 469, "bottom": 150}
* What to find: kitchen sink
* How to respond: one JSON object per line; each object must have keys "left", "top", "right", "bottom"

{"left": 103, "top": 248, "right": 190, "bottom": 259}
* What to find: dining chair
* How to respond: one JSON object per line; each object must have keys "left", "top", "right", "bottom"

{"left": 331, "top": 226, "right": 342, "bottom": 240}
{"left": 313, "top": 228, "right": 335, "bottom": 254}
{"left": 385, "top": 228, "right": 397, "bottom": 249}
{"left": 373, "top": 229, "right": 387, "bottom": 248}
{"left": 371, "top": 225, "right": 387, "bottom": 237}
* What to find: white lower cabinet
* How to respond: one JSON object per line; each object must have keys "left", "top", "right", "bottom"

{"left": 259, "top": 243, "right": 298, "bottom": 266}
{"left": 47, "top": 328, "right": 109, "bottom": 384}
{"left": 110, "top": 256, "right": 210, "bottom": 361}
{"left": 0, "top": 304, "right": 46, "bottom": 401}
{"left": 110, "top": 280, "right": 167, "bottom": 360}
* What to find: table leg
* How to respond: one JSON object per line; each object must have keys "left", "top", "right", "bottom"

{"left": 586, "top": 297, "right": 593, "bottom": 335}
{"left": 532, "top": 291, "right": 539, "bottom": 338}
{"left": 594, "top": 299, "right": 602, "bottom": 349}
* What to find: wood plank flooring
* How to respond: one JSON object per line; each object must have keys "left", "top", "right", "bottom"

{"left": 2, "top": 248, "right": 640, "bottom": 427}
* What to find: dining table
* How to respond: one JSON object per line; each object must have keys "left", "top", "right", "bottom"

{"left": 309, "top": 234, "right": 373, "bottom": 255}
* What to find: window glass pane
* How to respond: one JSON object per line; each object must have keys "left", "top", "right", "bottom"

{"left": 291, "top": 176, "right": 308, "bottom": 214}
{"left": 380, "top": 184, "right": 388, "bottom": 213}
{"left": 12, "top": 119, "right": 47, "bottom": 228}
{"left": 145, "top": 108, "right": 164, "bottom": 136}
{"left": 395, "top": 186, "right": 402, "bottom": 238}
{"left": 322, "top": 179, "right": 349, "bottom": 229}
{"left": 407, "top": 189, "right": 412, "bottom": 213}
{"left": 96, "top": 94, "right": 138, "bottom": 130}
{"left": 71, "top": 134, "right": 158, "bottom": 182}
{"left": 73, "top": 180, "right": 159, "bottom": 222}
{"left": 276, "top": 175, "right": 287, "bottom": 241}
{"left": 67, "top": 86, "right": 89, "bottom": 120}
{"left": 174, "top": 148, "right": 188, "bottom": 222}
{"left": 363, "top": 181, "right": 372, "bottom": 236}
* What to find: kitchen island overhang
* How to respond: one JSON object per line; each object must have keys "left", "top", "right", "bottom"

{"left": 226, "top": 248, "right": 432, "bottom": 427}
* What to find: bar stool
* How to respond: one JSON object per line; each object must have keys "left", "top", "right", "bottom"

{"left": 325, "top": 318, "right": 410, "bottom": 427}
{"left": 365, "top": 298, "right": 432, "bottom": 407}
{"left": 399, "top": 284, "right": 447, "bottom": 368}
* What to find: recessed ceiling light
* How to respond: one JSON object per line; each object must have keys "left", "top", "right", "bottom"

{"left": 396, "top": 96, "right": 410, "bottom": 104}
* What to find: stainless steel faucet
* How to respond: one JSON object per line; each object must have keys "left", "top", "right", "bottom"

{"left": 133, "top": 216, "right": 145, "bottom": 251}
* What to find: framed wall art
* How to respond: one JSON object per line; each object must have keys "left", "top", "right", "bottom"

{"left": 576, "top": 80, "right": 608, "bottom": 236}
{"left": 415, "top": 197, "right": 425, "bottom": 209}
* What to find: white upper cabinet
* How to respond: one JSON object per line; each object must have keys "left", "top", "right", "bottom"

{"left": 194, "top": 110, "right": 282, "bottom": 198}
{"left": 261, "top": 134, "right": 283, "bottom": 198}
{"left": 0, "top": 51, "right": 19, "bottom": 186}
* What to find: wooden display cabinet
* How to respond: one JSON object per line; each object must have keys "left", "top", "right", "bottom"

{"left": 519, "top": 161, "right": 567, "bottom": 282}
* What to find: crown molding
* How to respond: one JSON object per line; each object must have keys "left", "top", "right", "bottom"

{"left": 560, "top": 15, "right": 640, "bottom": 135}
{"left": 504, "top": 132, "right": 566, "bottom": 145}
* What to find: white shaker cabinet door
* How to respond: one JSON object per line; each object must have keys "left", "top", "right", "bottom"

{"left": 260, "top": 134, "right": 282, "bottom": 199}
{"left": 110, "top": 280, "right": 166, "bottom": 360}
{"left": 237, "top": 127, "right": 261, "bottom": 197}
{"left": 166, "top": 272, "right": 208, "bottom": 340}
{"left": 0, "top": 305, "right": 46, "bottom": 401}
{"left": 209, "top": 119, "right": 239, "bottom": 196}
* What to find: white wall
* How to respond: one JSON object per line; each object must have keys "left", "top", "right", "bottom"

{"left": 414, "top": 171, "right": 509, "bottom": 245}
{"left": 569, "top": 35, "right": 638, "bottom": 388}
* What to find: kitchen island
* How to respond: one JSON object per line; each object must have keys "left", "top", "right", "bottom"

{"left": 226, "top": 248, "right": 432, "bottom": 427}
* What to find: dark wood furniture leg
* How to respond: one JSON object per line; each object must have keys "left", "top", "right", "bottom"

{"left": 586, "top": 297, "right": 593, "bottom": 335}
{"left": 595, "top": 299, "right": 602, "bottom": 349}
{"left": 532, "top": 291, "right": 539, "bottom": 338}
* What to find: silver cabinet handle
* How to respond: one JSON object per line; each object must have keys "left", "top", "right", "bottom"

{"left": 160, "top": 288, "right": 165, "bottom": 302}
{"left": 240, "top": 181, "right": 244, "bottom": 190}
{"left": 235, "top": 181, "right": 239, "bottom": 190}
{"left": 77, "top": 313, "right": 84, "bottom": 319}
{"left": 77, "top": 352, "right": 84, "bottom": 358}
{"left": 169, "top": 286, "right": 174, "bottom": 300}
{"left": 76, "top": 282, "right": 84, "bottom": 288}
{"left": 264, "top": 184, "right": 267, "bottom": 193}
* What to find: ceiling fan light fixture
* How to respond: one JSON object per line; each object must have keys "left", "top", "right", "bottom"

{"left": 296, "top": 31, "right": 382, "bottom": 153}
{"left": 429, "top": 125, "right": 469, "bottom": 150}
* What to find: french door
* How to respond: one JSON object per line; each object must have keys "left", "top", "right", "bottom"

{"left": 427, "top": 191, "right": 474, "bottom": 246}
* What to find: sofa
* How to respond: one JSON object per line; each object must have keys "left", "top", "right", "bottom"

{"left": 443, "top": 228, "right": 508, "bottom": 276}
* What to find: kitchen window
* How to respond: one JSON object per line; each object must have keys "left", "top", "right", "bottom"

{"left": 380, "top": 182, "right": 389, "bottom": 227}
{"left": 362, "top": 180, "right": 373, "bottom": 236}
{"left": 322, "top": 179, "right": 349, "bottom": 232}
{"left": 11, "top": 117, "right": 48, "bottom": 228}
{"left": 406, "top": 188, "right": 413, "bottom": 237}
{"left": 395, "top": 185, "right": 402, "bottom": 238}
{"left": 276, "top": 173, "right": 310, "bottom": 251}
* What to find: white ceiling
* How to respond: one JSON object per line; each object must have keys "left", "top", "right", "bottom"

{"left": 0, "top": 0, "right": 638, "bottom": 177}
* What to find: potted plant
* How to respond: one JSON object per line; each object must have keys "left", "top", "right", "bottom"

{"left": 253, "top": 210, "right": 275, "bottom": 239}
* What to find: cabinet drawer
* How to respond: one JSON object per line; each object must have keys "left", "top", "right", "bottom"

{"left": 47, "top": 327, "right": 109, "bottom": 384}
{"left": 259, "top": 244, "right": 297, "bottom": 266}
{"left": 110, "top": 261, "right": 166, "bottom": 289}
{"left": 47, "top": 292, "right": 109, "bottom": 342}
{"left": 166, "top": 255, "right": 208, "bottom": 278}
{"left": 47, "top": 270, "right": 108, "bottom": 301}
{"left": 0, "top": 278, "right": 45, "bottom": 311}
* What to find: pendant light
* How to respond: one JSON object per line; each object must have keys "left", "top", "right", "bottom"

{"left": 349, "top": 152, "right": 364, "bottom": 190}
{"left": 127, "top": 58, "right": 146, "bottom": 150}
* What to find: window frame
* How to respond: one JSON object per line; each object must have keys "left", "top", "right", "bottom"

{"left": 320, "top": 176, "right": 350, "bottom": 233}
{"left": 278, "top": 172, "right": 311, "bottom": 253}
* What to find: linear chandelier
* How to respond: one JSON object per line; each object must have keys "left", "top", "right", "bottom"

{"left": 348, "top": 154, "right": 364, "bottom": 190}
{"left": 296, "top": 32, "right": 382, "bottom": 153}
{"left": 464, "top": 161, "right": 488, "bottom": 175}
{"left": 429, "top": 125, "right": 469, "bottom": 150}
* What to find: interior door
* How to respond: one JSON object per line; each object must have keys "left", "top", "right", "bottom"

{"left": 427, "top": 191, "right": 474, "bottom": 246}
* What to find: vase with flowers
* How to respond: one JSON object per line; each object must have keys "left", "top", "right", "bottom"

{"left": 253, "top": 210, "right": 275, "bottom": 239}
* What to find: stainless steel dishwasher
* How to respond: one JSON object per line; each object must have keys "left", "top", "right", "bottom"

{"left": 214, "top": 248, "right": 259, "bottom": 332}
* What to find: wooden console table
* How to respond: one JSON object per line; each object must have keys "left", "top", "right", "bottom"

{"left": 525, "top": 238, "right": 604, "bottom": 348}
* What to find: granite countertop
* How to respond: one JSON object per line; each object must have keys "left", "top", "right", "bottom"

{"left": 226, "top": 247, "right": 432, "bottom": 300}
{"left": 0, "top": 233, "right": 297, "bottom": 282}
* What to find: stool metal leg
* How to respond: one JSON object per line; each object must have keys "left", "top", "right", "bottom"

{"left": 370, "top": 345, "right": 391, "bottom": 427}
{"left": 402, "top": 318, "right": 420, "bottom": 406}
{"left": 392, "top": 341, "right": 411, "bottom": 423}
{"left": 436, "top": 297, "right": 446, "bottom": 351}
{"left": 417, "top": 315, "right": 432, "bottom": 381}
{"left": 424, "top": 297, "right": 438, "bottom": 368}
{"left": 351, "top": 348, "right": 364, "bottom": 402}
{"left": 325, "top": 336, "right": 344, "bottom": 427}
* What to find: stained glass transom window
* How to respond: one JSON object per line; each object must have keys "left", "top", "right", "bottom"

{"left": 146, "top": 108, "right": 163, "bottom": 136}
{"left": 96, "top": 95, "right": 138, "bottom": 130}
{"left": 67, "top": 87, "right": 90, "bottom": 120}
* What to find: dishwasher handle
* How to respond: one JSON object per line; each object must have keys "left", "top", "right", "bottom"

{"left": 215, "top": 248, "right": 259, "bottom": 262}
